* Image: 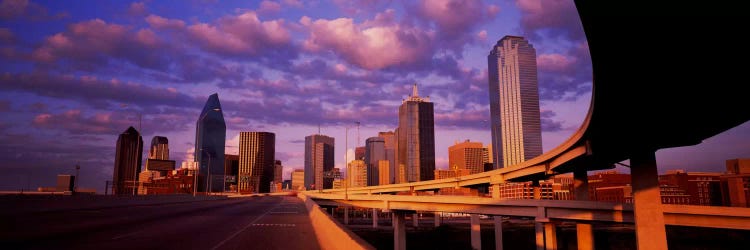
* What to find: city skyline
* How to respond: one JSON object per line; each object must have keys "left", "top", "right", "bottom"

{"left": 1, "top": 0, "right": 749, "bottom": 194}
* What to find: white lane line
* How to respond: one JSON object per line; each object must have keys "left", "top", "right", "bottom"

{"left": 210, "top": 199, "right": 283, "bottom": 250}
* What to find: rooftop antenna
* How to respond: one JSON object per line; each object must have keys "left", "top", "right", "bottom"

{"left": 318, "top": 121, "right": 321, "bottom": 134}
{"left": 356, "top": 121, "right": 360, "bottom": 146}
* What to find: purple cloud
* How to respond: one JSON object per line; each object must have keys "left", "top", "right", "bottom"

{"left": 0, "top": 0, "right": 68, "bottom": 21}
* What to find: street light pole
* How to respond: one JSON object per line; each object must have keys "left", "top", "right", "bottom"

{"left": 193, "top": 163, "right": 198, "bottom": 197}
{"left": 75, "top": 164, "right": 80, "bottom": 193}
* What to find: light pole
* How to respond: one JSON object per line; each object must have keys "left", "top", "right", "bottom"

{"left": 133, "top": 113, "right": 142, "bottom": 196}
{"left": 200, "top": 148, "right": 213, "bottom": 196}
{"left": 75, "top": 164, "right": 80, "bottom": 193}
{"left": 193, "top": 163, "right": 198, "bottom": 197}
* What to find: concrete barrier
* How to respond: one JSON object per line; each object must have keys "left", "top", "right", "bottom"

{"left": 299, "top": 193, "right": 375, "bottom": 250}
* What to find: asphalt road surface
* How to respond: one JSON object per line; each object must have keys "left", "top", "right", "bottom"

{"left": 1, "top": 196, "right": 321, "bottom": 250}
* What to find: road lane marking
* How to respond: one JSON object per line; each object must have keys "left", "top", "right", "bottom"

{"left": 210, "top": 202, "right": 280, "bottom": 250}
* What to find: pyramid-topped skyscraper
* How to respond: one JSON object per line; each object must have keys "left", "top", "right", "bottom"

{"left": 195, "top": 93, "right": 226, "bottom": 192}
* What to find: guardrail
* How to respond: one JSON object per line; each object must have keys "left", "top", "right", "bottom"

{"left": 298, "top": 193, "right": 375, "bottom": 250}
{"left": 305, "top": 193, "right": 750, "bottom": 230}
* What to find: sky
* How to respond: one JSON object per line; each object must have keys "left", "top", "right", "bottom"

{"left": 1, "top": 0, "right": 748, "bottom": 193}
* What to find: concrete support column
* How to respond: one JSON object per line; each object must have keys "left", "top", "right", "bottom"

{"left": 413, "top": 212, "right": 419, "bottom": 227}
{"left": 576, "top": 223, "right": 594, "bottom": 250}
{"left": 631, "top": 151, "right": 668, "bottom": 250}
{"left": 532, "top": 180, "right": 541, "bottom": 200}
{"left": 470, "top": 214, "right": 481, "bottom": 250}
{"left": 535, "top": 222, "right": 544, "bottom": 250}
{"left": 574, "top": 169, "right": 594, "bottom": 250}
{"left": 492, "top": 183, "right": 501, "bottom": 199}
{"left": 344, "top": 207, "right": 349, "bottom": 225}
{"left": 544, "top": 223, "right": 557, "bottom": 250}
{"left": 393, "top": 211, "right": 406, "bottom": 250}
{"left": 434, "top": 212, "right": 441, "bottom": 227}
{"left": 494, "top": 216, "right": 503, "bottom": 250}
{"left": 372, "top": 209, "right": 378, "bottom": 228}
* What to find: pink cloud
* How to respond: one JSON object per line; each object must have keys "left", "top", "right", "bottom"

{"left": 0, "top": 28, "right": 14, "bottom": 44}
{"left": 145, "top": 14, "right": 185, "bottom": 30}
{"left": 515, "top": 0, "right": 583, "bottom": 39}
{"left": 32, "top": 109, "right": 127, "bottom": 134}
{"left": 0, "top": 0, "right": 68, "bottom": 21}
{"left": 538, "top": 53, "right": 576, "bottom": 72}
{"left": 282, "top": 0, "right": 303, "bottom": 8}
{"left": 128, "top": 2, "right": 147, "bottom": 16}
{"left": 258, "top": 0, "right": 281, "bottom": 15}
{"left": 302, "top": 15, "right": 434, "bottom": 70}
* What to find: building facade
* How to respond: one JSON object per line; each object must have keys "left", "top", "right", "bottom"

{"left": 378, "top": 131, "right": 396, "bottom": 184}
{"left": 304, "top": 134, "right": 334, "bottom": 190}
{"left": 239, "top": 132, "right": 276, "bottom": 193}
{"left": 195, "top": 93, "right": 226, "bottom": 192}
{"left": 487, "top": 36, "right": 542, "bottom": 168}
{"left": 224, "top": 154, "right": 239, "bottom": 191}
{"left": 378, "top": 160, "right": 390, "bottom": 186}
{"left": 397, "top": 84, "right": 435, "bottom": 182}
{"left": 112, "top": 126, "right": 143, "bottom": 195}
{"left": 149, "top": 136, "right": 169, "bottom": 160}
{"left": 365, "top": 137, "right": 385, "bottom": 186}
{"left": 274, "top": 160, "right": 283, "bottom": 184}
{"left": 348, "top": 160, "right": 367, "bottom": 188}
{"left": 448, "top": 140, "right": 488, "bottom": 175}
{"left": 291, "top": 169, "right": 305, "bottom": 191}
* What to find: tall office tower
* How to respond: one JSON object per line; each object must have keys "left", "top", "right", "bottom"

{"left": 112, "top": 126, "right": 143, "bottom": 195}
{"left": 488, "top": 35, "right": 543, "bottom": 168}
{"left": 448, "top": 140, "right": 488, "bottom": 175}
{"left": 238, "top": 132, "right": 275, "bottom": 193}
{"left": 145, "top": 136, "right": 175, "bottom": 177}
{"left": 378, "top": 131, "right": 396, "bottom": 184}
{"left": 148, "top": 136, "right": 169, "bottom": 160}
{"left": 195, "top": 93, "right": 226, "bottom": 192}
{"left": 304, "top": 134, "right": 334, "bottom": 190}
{"left": 365, "top": 137, "right": 385, "bottom": 186}
{"left": 396, "top": 84, "right": 436, "bottom": 182}
{"left": 224, "top": 154, "right": 239, "bottom": 190}
{"left": 348, "top": 160, "right": 367, "bottom": 188}
{"left": 238, "top": 132, "right": 276, "bottom": 193}
{"left": 291, "top": 169, "right": 305, "bottom": 191}
{"left": 274, "top": 160, "right": 283, "bottom": 184}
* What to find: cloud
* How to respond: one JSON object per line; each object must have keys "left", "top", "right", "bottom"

{"left": 0, "top": 100, "right": 10, "bottom": 112}
{"left": 32, "top": 110, "right": 130, "bottom": 135}
{"left": 332, "top": 0, "right": 393, "bottom": 15}
{"left": 0, "top": 0, "right": 68, "bottom": 21}
{"left": 411, "top": 0, "right": 499, "bottom": 51}
{"left": 516, "top": 0, "right": 584, "bottom": 40}
{"left": 538, "top": 53, "right": 576, "bottom": 73}
{"left": 0, "top": 28, "right": 14, "bottom": 44}
{"left": 540, "top": 110, "right": 564, "bottom": 132}
{"left": 301, "top": 14, "right": 434, "bottom": 70}
{"left": 0, "top": 72, "right": 199, "bottom": 109}
{"left": 146, "top": 12, "right": 297, "bottom": 65}
{"left": 128, "top": 2, "right": 147, "bottom": 16}
{"left": 31, "top": 19, "right": 171, "bottom": 71}
{"left": 258, "top": 0, "right": 282, "bottom": 15}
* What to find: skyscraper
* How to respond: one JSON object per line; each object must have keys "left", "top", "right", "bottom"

{"left": 365, "top": 137, "right": 385, "bottom": 186}
{"left": 291, "top": 169, "right": 305, "bottom": 191}
{"left": 274, "top": 160, "right": 283, "bottom": 184}
{"left": 112, "top": 126, "right": 143, "bottom": 195}
{"left": 488, "top": 36, "right": 542, "bottom": 168}
{"left": 448, "top": 140, "right": 488, "bottom": 175}
{"left": 378, "top": 131, "right": 396, "bottom": 184}
{"left": 397, "top": 84, "right": 436, "bottom": 182}
{"left": 195, "top": 93, "right": 226, "bottom": 192}
{"left": 148, "top": 136, "right": 169, "bottom": 160}
{"left": 304, "top": 134, "right": 334, "bottom": 190}
{"left": 239, "top": 132, "right": 275, "bottom": 193}
{"left": 145, "top": 136, "right": 175, "bottom": 177}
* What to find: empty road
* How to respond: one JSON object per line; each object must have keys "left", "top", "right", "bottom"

{"left": 1, "top": 195, "right": 320, "bottom": 250}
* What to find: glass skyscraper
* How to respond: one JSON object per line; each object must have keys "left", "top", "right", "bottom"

{"left": 487, "top": 36, "right": 542, "bottom": 168}
{"left": 304, "top": 134, "right": 334, "bottom": 190}
{"left": 149, "top": 136, "right": 169, "bottom": 160}
{"left": 364, "top": 136, "right": 385, "bottom": 186}
{"left": 195, "top": 93, "right": 226, "bottom": 192}
{"left": 112, "top": 126, "right": 143, "bottom": 195}
{"left": 397, "top": 84, "right": 435, "bottom": 182}
{"left": 238, "top": 132, "right": 275, "bottom": 193}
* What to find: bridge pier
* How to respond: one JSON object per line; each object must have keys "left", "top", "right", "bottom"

{"left": 393, "top": 211, "right": 407, "bottom": 250}
{"left": 574, "top": 169, "right": 594, "bottom": 250}
{"left": 372, "top": 208, "right": 378, "bottom": 228}
{"left": 631, "top": 151, "right": 668, "bottom": 250}
{"left": 494, "top": 216, "right": 503, "bottom": 250}
{"left": 344, "top": 206, "right": 349, "bottom": 225}
{"left": 544, "top": 223, "right": 558, "bottom": 250}
{"left": 413, "top": 212, "right": 419, "bottom": 227}
{"left": 470, "top": 214, "right": 481, "bottom": 250}
{"left": 535, "top": 222, "right": 544, "bottom": 250}
{"left": 434, "top": 212, "right": 441, "bottom": 227}
{"left": 492, "top": 183, "right": 501, "bottom": 199}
